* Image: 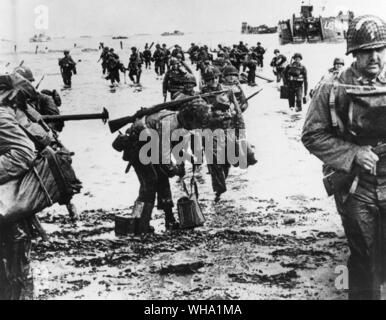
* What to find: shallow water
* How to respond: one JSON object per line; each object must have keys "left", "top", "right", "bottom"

{"left": 1, "top": 32, "right": 352, "bottom": 299}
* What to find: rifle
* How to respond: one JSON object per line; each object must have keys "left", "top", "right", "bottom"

{"left": 42, "top": 108, "right": 109, "bottom": 124}
{"left": 35, "top": 75, "right": 45, "bottom": 90}
{"left": 255, "top": 72, "right": 275, "bottom": 83}
{"left": 323, "top": 143, "right": 386, "bottom": 196}
{"left": 149, "top": 42, "right": 155, "bottom": 50}
{"left": 246, "top": 88, "right": 264, "bottom": 101}
{"left": 108, "top": 90, "right": 229, "bottom": 133}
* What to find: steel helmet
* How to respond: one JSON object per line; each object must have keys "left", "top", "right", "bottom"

{"left": 274, "top": 49, "right": 280, "bottom": 54}
{"left": 182, "top": 73, "right": 197, "bottom": 86}
{"left": 223, "top": 65, "right": 239, "bottom": 77}
{"left": 333, "top": 57, "right": 345, "bottom": 65}
{"left": 169, "top": 57, "right": 179, "bottom": 65}
{"left": 14, "top": 66, "right": 35, "bottom": 82}
{"left": 346, "top": 15, "right": 386, "bottom": 55}
{"left": 203, "top": 66, "right": 220, "bottom": 81}
{"left": 293, "top": 53, "right": 303, "bottom": 60}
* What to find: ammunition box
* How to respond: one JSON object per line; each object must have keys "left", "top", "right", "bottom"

{"left": 115, "top": 215, "right": 140, "bottom": 236}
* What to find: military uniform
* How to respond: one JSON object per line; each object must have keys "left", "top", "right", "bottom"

{"left": 253, "top": 44, "right": 266, "bottom": 68}
{"left": 153, "top": 47, "right": 166, "bottom": 76}
{"left": 143, "top": 46, "right": 152, "bottom": 69}
{"left": 106, "top": 51, "right": 123, "bottom": 85}
{"left": 163, "top": 68, "right": 187, "bottom": 101}
{"left": 128, "top": 49, "right": 143, "bottom": 84}
{"left": 270, "top": 51, "right": 287, "bottom": 83}
{"left": 0, "top": 75, "right": 37, "bottom": 300}
{"left": 302, "top": 14, "right": 386, "bottom": 300}
{"left": 283, "top": 55, "right": 308, "bottom": 111}
{"left": 58, "top": 52, "right": 76, "bottom": 87}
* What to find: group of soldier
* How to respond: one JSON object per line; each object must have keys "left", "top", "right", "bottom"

{"left": 3, "top": 14, "right": 386, "bottom": 300}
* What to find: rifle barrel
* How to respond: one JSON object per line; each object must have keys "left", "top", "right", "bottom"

{"left": 42, "top": 108, "right": 109, "bottom": 124}
{"left": 108, "top": 90, "right": 229, "bottom": 133}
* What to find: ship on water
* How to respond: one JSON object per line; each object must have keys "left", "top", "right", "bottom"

{"left": 278, "top": 4, "right": 354, "bottom": 45}
{"left": 241, "top": 23, "right": 278, "bottom": 34}
{"left": 30, "top": 33, "right": 51, "bottom": 43}
{"left": 161, "top": 30, "right": 184, "bottom": 36}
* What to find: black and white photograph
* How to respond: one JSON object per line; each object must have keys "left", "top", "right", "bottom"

{"left": 1, "top": 0, "right": 386, "bottom": 303}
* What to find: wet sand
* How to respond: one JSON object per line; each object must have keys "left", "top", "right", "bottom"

{"left": 1, "top": 36, "right": 351, "bottom": 299}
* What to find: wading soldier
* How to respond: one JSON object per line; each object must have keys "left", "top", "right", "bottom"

{"left": 302, "top": 15, "right": 386, "bottom": 300}
{"left": 58, "top": 50, "right": 77, "bottom": 88}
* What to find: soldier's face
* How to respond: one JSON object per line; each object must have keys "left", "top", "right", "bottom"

{"left": 225, "top": 75, "right": 238, "bottom": 83}
{"left": 208, "top": 77, "right": 219, "bottom": 87}
{"left": 334, "top": 63, "right": 344, "bottom": 71}
{"left": 355, "top": 47, "right": 386, "bottom": 77}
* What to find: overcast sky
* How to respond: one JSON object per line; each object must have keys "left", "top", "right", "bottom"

{"left": 1, "top": 0, "right": 386, "bottom": 39}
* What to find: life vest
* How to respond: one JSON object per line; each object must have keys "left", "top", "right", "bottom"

{"left": 346, "top": 87, "right": 386, "bottom": 138}
{"left": 168, "top": 71, "right": 187, "bottom": 93}
{"left": 15, "top": 104, "right": 54, "bottom": 150}
{"left": 287, "top": 64, "right": 305, "bottom": 82}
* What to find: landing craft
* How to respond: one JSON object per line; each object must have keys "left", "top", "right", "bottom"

{"left": 30, "top": 33, "right": 51, "bottom": 43}
{"left": 241, "top": 23, "right": 278, "bottom": 34}
{"left": 278, "top": 5, "right": 354, "bottom": 45}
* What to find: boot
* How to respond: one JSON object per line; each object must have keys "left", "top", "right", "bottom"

{"left": 247, "top": 143, "right": 258, "bottom": 167}
{"left": 164, "top": 207, "right": 179, "bottom": 231}
{"left": 134, "top": 201, "right": 154, "bottom": 235}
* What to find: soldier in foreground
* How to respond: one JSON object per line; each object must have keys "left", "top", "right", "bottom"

{"left": 283, "top": 53, "right": 308, "bottom": 112}
{"left": 0, "top": 75, "right": 37, "bottom": 300}
{"left": 302, "top": 15, "right": 386, "bottom": 300}
{"left": 118, "top": 98, "right": 230, "bottom": 234}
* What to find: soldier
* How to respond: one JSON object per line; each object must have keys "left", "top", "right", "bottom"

{"left": 188, "top": 43, "right": 199, "bottom": 64}
{"left": 229, "top": 45, "right": 242, "bottom": 72}
{"left": 153, "top": 44, "right": 166, "bottom": 77}
{"left": 270, "top": 49, "right": 287, "bottom": 84}
{"left": 173, "top": 73, "right": 198, "bottom": 100}
{"left": 201, "top": 67, "right": 222, "bottom": 94}
{"left": 121, "top": 98, "right": 229, "bottom": 233}
{"left": 13, "top": 66, "right": 78, "bottom": 220}
{"left": 245, "top": 52, "right": 258, "bottom": 87}
{"left": 0, "top": 74, "right": 37, "bottom": 300}
{"left": 200, "top": 67, "right": 232, "bottom": 201}
{"left": 283, "top": 53, "right": 308, "bottom": 112}
{"left": 221, "top": 65, "right": 257, "bottom": 168}
{"left": 143, "top": 44, "right": 152, "bottom": 70}
{"left": 221, "top": 65, "right": 248, "bottom": 112}
{"left": 106, "top": 48, "right": 124, "bottom": 86}
{"left": 163, "top": 57, "right": 189, "bottom": 101}
{"left": 254, "top": 42, "right": 266, "bottom": 68}
{"left": 212, "top": 52, "right": 230, "bottom": 74}
{"left": 171, "top": 45, "right": 185, "bottom": 61}
{"left": 58, "top": 50, "right": 77, "bottom": 88}
{"left": 162, "top": 44, "right": 171, "bottom": 71}
{"left": 98, "top": 46, "right": 110, "bottom": 75}
{"left": 128, "top": 47, "right": 143, "bottom": 84}
{"left": 14, "top": 66, "right": 64, "bottom": 133}
{"left": 310, "top": 57, "right": 345, "bottom": 98}
{"left": 302, "top": 15, "right": 386, "bottom": 300}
